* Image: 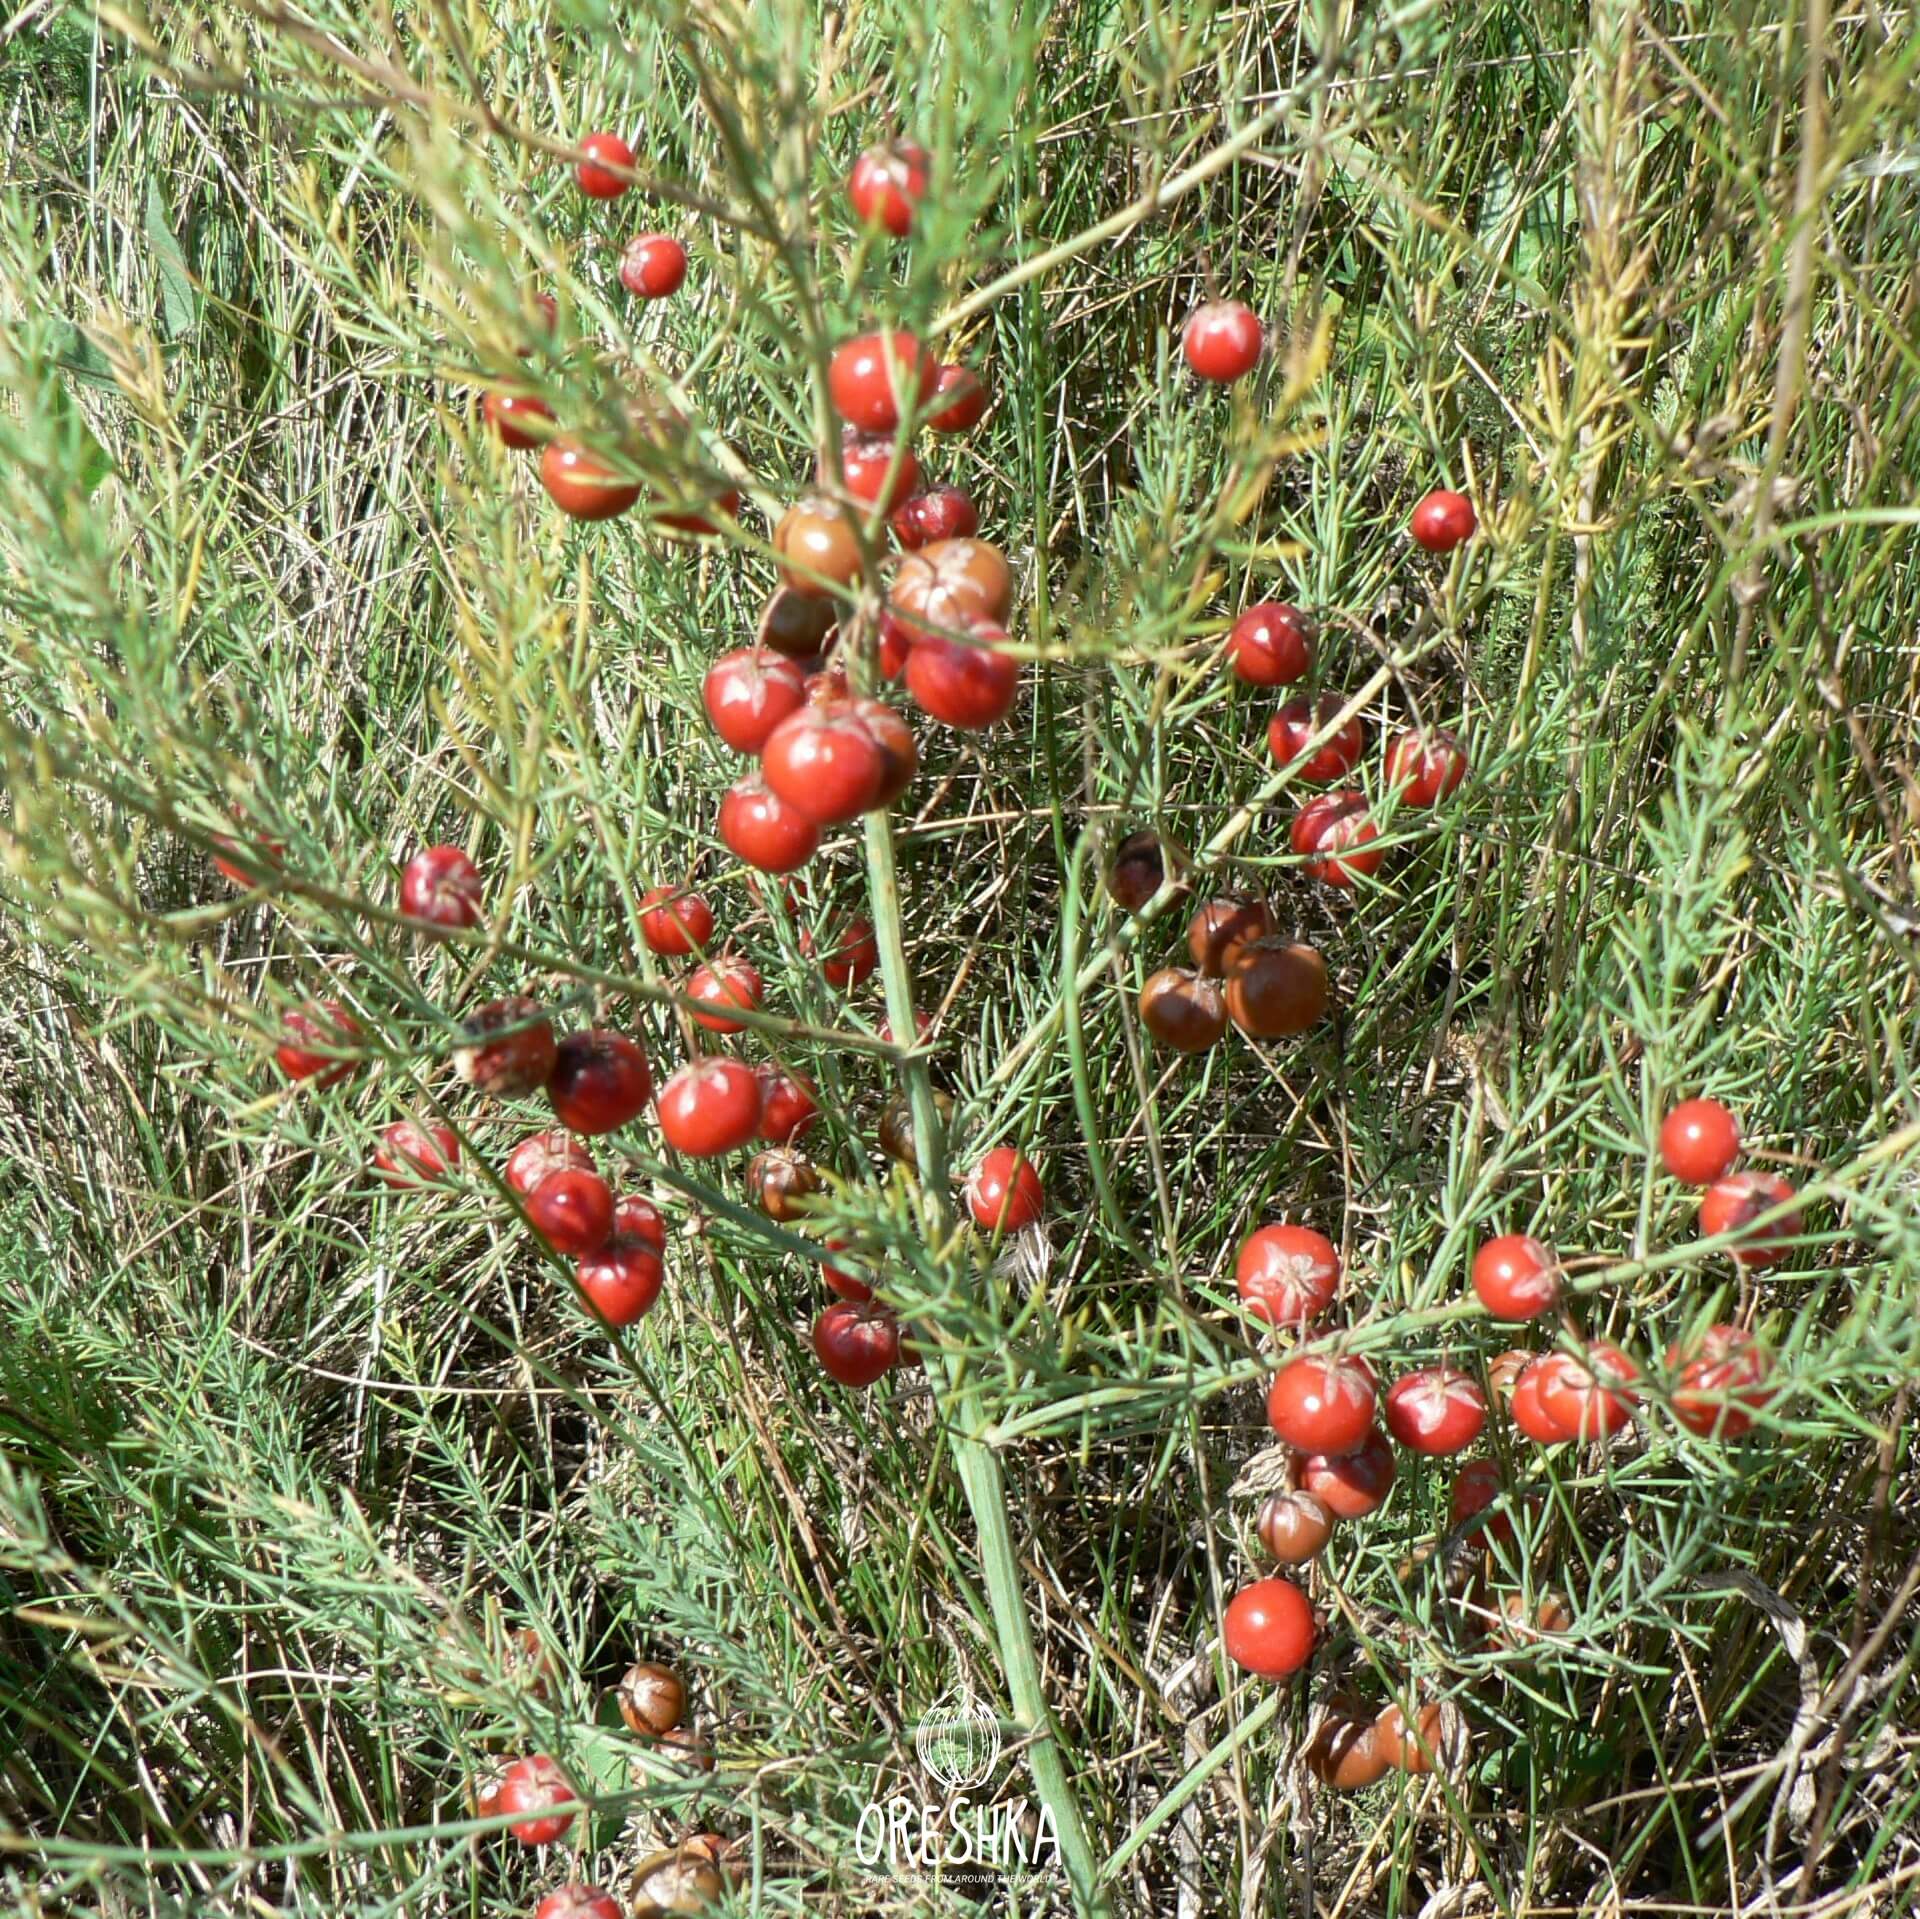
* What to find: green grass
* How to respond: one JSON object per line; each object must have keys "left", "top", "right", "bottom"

{"left": 4, "top": 0, "right": 1920, "bottom": 1914}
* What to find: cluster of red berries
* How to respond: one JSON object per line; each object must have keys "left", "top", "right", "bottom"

{"left": 1218, "top": 1093, "right": 1792, "bottom": 1714}
{"left": 481, "top": 1653, "right": 742, "bottom": 1918}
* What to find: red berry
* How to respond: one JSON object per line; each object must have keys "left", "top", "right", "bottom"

{"left": 761, "top": 706, "right": 888, "bottom": 825}
{"left": 891, "top": 484, "right": 980, "bottom": 549}
{"left": 926, "top": 363, "right": 989, "bottom": 434}
{"left": 1450, "top": 1458, "right": 1513, "bottom": 1543}
{"left": 822, "top": 1236, "right": 874, "bottom": 1302}
{"left": 828, "top": 331, "right": 937, "bottom": 435}
{"left": 685, "top": 958, "right": 764, "bottom": 1035}
{"left": 1659, "top": 1098, "right": 1741, "bottom": 1185}
{"left": 1470, "top": 1233, "right": 1561, "bottom": 1321}
{"left": 965, "top": 1147, "right": 1044, "bottom": 1233}
{"left": 1226, "top": 602, "right": 1314, "bottom": 686}
{"left": 1296, "top": 1428, "right": 1396, "bottom": 1518}
{"left": 637, "top": 885, "right": 715, "bottom": 957}
{"left": 400, "top": 845, "right": 483, "bottom": 929}
{"left": 1383, "top": 1367, "right": 1487, "bottom": 1456}
{"left": 848, "top": 140, "right": 930, "bottom": 236}
{"left": 813, "top": 1300, "right": 901, "bottom": 1387}
{"left": 1411, "top": 488, "right": 1476, "bottom": 552}
{"left": 525, "top": 1167, "right": 614, "bottom": 1256}
{"left": 575, "top": 1233, "right": 665, "bottom": 1326}
{"left": 547, "top": 1029, "right": 651, "bottom": 1134}
{"left": 1667, "top": 1324, "right": 1774, "bottom": 1438}
{"left": 1384, "top": 728, "right": 1469, "bottom": 806}
{"left": 373, "top": 1120, "right": 460, "bottom": 1186}
{"left": 847, "top": 698, "right": 918, "bottom": 806}
{"left": 1537, "top": 1341, "right": 1640, "bottom": 1441}
{"left": 494, "top": 1753, "right": 576, "bottom": 1845}
{"left": 657, "top": 1057, "right": 762, "bottom": 1157}
{"left": 1699, "top": 1171, "right": 1799, "bottom": 1267}
{"left": 702, "top": 649, "right": 809, "bottom": 755}
{"left": 718, "top": 775, "right": 820, "bottom": 873}
{"left": 1221, "top": 1575, "right": 1314, "bottom": 1676}
{"left": 1266, "top": 1354, "right": 1377, "bottom": 1456}
{"left": 454, "top": 997, "right": 557, "bottom": 1097}
{"left": 1289, "top": 791, "right": 1384, "bottom": 885}
{"left": 540, "top": 438, "right": 641, "bottom": 520}
{"left": 1268, "top": 696, "right": 1365, "bottom": 782}
{"left": 1182, "top": 301, "right": 1264, "bottom": 383}
{"left": 612, "top": 1192, "right": 668, "bottom": 1249}
{"left": 536, "top": 1887, "right": 622, "bottom": 1919}
{"left": 619, "top": 232, "right": 687, "bottom": 299}
{"left": 1234, "top": 1224, "right": 1340, "bottom": 1326}
{"left": 905, "top": 621, "right": 1020, "bottom": 729}
{"left": 831, "top": 433, "right": 919, "bottom": 514}
{"left": 276, "top": 1000, "right": 360, "bottom": 1085}
{"left": 506, "top": 1129, "right": 596, "bottom": 1198}
{"left": 211, "top": 833, "right": 285, "bottom": 887}
{"left": 755, "top": 1063, "right": 818, "bottom": 1143}
{"left": 482, "top": 389, "right": 554, "bottom": 450}
{"left": 575, "top": 131, "right": 635, "bottom": 199}
{"left": 807, "top": 916, "right": 879, "bottom": 989}
{"left": 1510, "top": 1356, "right": 1575, "bottom": 1444}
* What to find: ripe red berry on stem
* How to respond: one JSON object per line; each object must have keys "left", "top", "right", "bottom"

{"left": 454, "top": 997, "right": 557, "bottom": 1096}
{"left": 1659, "top": 1098, "right": 1741, "bottom": 1184}
{"left": 822, "top": 1236, "right": 874, "bottom": 1302}
{"left": 830, "top": 434, "right": 919, "bottom": 514}
{"left": 848, "top": 140, "right": 930, "bottom": 236}
{"left": 762, "top": 706, "right": 887, "bottom": 824}
{"left": 828, "top": 331, "right": 937, "bottom": 435}
{"left": 613, "top": 1193, "right": 667, "bottom": 1249}
{"left": 373, "top": 1120, "right": 460, "bottom": 1186}
{"left": 814, "top": 1300, "right": 901, "bottom": 1387}
{"left": 1235, "top": 1223, "right": 1340, "bottom": 1326}
{"left": 1699, "top": 1171, "right": 1799, "bottom": 1266}
{"left": 1411, "top": 488, "right": 1476, "bottom": 552}
{"left": 575, "top": 131, "right": 635, "bottom": 199}
{"left": 540, "top": 438, "right": 642, "bottom": 520}
{"left": 906, "top": 621, "right": 1020, "bottom": 729}
{"left": 1182, "top": 300, "right": 1264, "bottom": 383}
{"left": 1269, "top": 696, "right": 1365, "bottom": 782}
{"left": 755, "top": 1063, "right": 818, "bottom": 1142}
{"left": 1221, "top": 1575, "right": 1314, "bottom": 1676}
{"left": 702, "top": 650, "right": 808, "bottom": 755}
{"left": 1290, "top": 792, "right": 1384, "bottom": 885}
{"left": 1470, "top": 1233, "right": 1561, "bottom": 1320}
{"left": 1667, "top": 1324, "right": 1774, "bottom": 1438}
{"left": 1226, "top": 603, "right": 1314, "bottom": 686}
{"left": 525, "top": 1167, "right": 615, "bottom": 1256}
{"left": 657, "top": 1057, "right": 763, "bottom": 1157}
{"left": 807, "top": 916, "right": 879, "bottom": 988}
{"left": 506, "top": 1129, "right": 596, "bottom": 1198}
{"left": 965, "top": 1147, "right": 1045, "bottom": 1233}
{"left": 575, "top": 1233, "right": 665, "bottom": 1326}
{"left": 1537, "top": 1341, "right": 1640, "bottom": 1440}
{"left": 620, "top": 232, "right": 688, "bottom": 299}
{"left": 482, "top": 389, "right": 554, "bottom": 450}
{"left": 926, "top": 364, "right": 989, "bottom": 434}
{"left": 276, "top": 1001, "right": 360, "bottom": 1084}
{"left": 536, "top": 1887, "right": 622, "bottom": 1919}
{"left": 892, "top": 485, "right": 980, "bottom": 549}
{"left": 685, "top": 958, "right": 764, "bottom": 1035}
{"left": 494, "top": 1753, "right": 577, "bottom": 1845}
{"left": 547, "top": 1030, "right": 651, "bottom": 1134}
{"left": 1266, "top": 1354, "right": 1378, "bottom": 1456}
{"left": 1510, "top": 1355, "right": 1575, "bottom": 1443}
{"left": 1297, "top": 1429, "right": 1397, "bottom": 1518}
{"left": 718, "top": 775, "right": 820, "bottom": 873}
{"left": 1383, "top": 1367, "right": 1487, "bottom": 1455}
{"left": 400, "top": 845, "right": 483, "bottom": 929}
{"left": 1384, "top": 729, "right": 1470, "bottom": 807}
{"left": 637, "top": 885, "right": 715, "bottom": 956}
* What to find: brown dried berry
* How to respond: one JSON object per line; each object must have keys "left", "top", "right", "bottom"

{"left": 616, "top": 1661, "right": 686, "bottom": 1738}
{"left": 1138, "top": 967, "right": 1227, "bottom": 1053}
{"left": 453, "top": 995, "right": 557, "bottom": 1096}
